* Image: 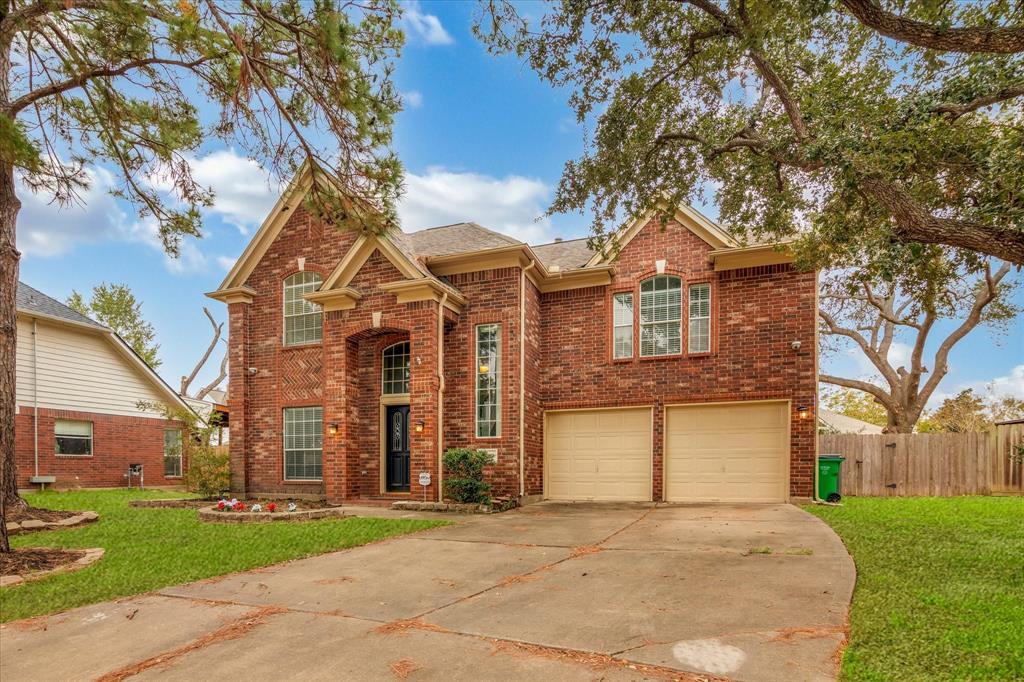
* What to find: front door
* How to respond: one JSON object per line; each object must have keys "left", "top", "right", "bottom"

{"left": 385, "top": 405, "right": 410, "bottom": 492}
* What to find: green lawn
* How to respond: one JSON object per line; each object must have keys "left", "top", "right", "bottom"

{"left": 1, "top": 489, "right": 446, "bottom": 623}
{"left": 807, "top": 496, "right": 1024, "bottom": 681}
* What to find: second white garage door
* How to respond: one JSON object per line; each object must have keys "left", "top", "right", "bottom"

{"left": 544, "top": 407, "right": 652, "bottom": 501}
{"left": 665, "top": 401, "right": 789, "bottom": 503}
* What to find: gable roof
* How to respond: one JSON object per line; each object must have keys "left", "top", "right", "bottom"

{"left": 17, "top": 282, "right": 106, "bottom": 329}
{"left": 585, "top": 205, "right": 738, "bottom": 267}
{"left": 406, "top": 222, "right": 522, "bottom": 258}
{"left": 17, "top": 281, "right": 194, "bottom": 415}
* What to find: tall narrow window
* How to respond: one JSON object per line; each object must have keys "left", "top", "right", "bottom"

{"left": 475, "top": 323, "right": 501, "bottom": 438}
{"left": 284, "top": 406, "right": 323, "bottom": 480}
{"left": 689, "top": 283, "right": 711, "bottom": 353}
{"left": 283, "top": 272, "right": 323, "bottom": 345}
{"left": 613, "top": 292, "right": 634, "bottom": 359}
{"left": 164, "top": 429, "right": 183, "bottom": 477}
{"left": 382, "top": 341, "right": 410, "bottom": 394}
{"left": 639, "top": 275, "right": 682, "bottom": 356}
{"left": 55, "top": 420, "right": 92, "bottom": 456}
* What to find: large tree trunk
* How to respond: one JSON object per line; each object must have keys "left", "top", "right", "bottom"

{"left": 0, "top": 156, "right": 23, "bottom": 553}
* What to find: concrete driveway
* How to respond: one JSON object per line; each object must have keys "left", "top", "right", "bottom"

{"left": 1, "top": 503, "right": 854, "bottom": 682}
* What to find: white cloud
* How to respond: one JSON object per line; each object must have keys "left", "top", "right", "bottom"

{"left": 216, "top": 255, "right": 237, "bottom": 272}
{"left": 846, "top": 341, "right": 913, "bottom": 378}
{"left": 403, "top": 1, "right": 453, "bottom": 45}
{"left": 399, "top": 167, "right": 554, "bottom": 244}
{"left": 402, "top": 90, "right": 424, "bottom": 109}
{"left": 989, "top": 364, "right": 1024, "bottom": 400}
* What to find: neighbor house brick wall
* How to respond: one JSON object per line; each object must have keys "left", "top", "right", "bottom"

{"left": 538, "top": 216, "right": 817, "bottom": 499}
{"left": 14, "top": 406, "right": 183, "bottom": 489}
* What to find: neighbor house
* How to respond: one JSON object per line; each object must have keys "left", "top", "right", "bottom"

{"left": 818, "top": 408, "right": 884, "bottom": 435}
{"left": 14, "top": 282, "right": 193, "bottom": 489}
{"left": 208, "top": 169, "right": 817, "bottom": 505}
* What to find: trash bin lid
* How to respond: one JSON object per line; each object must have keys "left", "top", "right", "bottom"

{"left": 818, "top": 454, "right": 846, "bottom": 461}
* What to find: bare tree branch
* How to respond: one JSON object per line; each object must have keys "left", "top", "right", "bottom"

{"left": 180, "top": 307, "right": 223, "bottom": 397}
{"left": 194, "top": 344, "right": 227, "bottom": 401}
{"left": 820, "top": 374, "right": 896, "bottom": 411}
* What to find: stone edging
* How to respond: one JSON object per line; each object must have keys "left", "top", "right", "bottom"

{"left": 128, "top": 498, "right": 215, "bottom": 509}
{"left": 391, "top": 501, "right": 493, "bottom": 514}
{"left": 5, "top": 511, "right": 99, "bottom": 536}
{"left": 0, "top": 548, "right": 105, "bottom": 588}
{"left": 197, "top": 505, "right": 348, "bottom": 523}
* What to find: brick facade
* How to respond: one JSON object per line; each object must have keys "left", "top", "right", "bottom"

{"left": 14, "top": 407, "right": 183, "bottom": 489}
{"left": 228, "top": 208, "right": 817, "bottom": 503}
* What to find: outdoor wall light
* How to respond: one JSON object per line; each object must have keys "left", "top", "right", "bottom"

{"left": 327, "top": 422, "right": 339, "bottom": 435}
{"left": 415, "top": 420, "right": 425, "bottom": 433}
{"left": 797, "top": 406, "right": 810, "bottom": 420}
{"left": 479, "top": 364, "right": 489, "bottom": 374}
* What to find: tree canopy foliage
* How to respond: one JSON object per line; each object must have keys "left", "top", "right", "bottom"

{"left": 476, "top": 0, "right": 1024, "bottom": 270}
{"left": 68, "top": 282, "right": 161, "bottom": 369}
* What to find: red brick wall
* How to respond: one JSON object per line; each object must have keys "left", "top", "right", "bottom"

{"left": 14, "top": 407, "right": 183, "bottom": 489}
{"left": 538, "top": 216, "right": 818, "bottom": 498}
{"left": 523, "top": 278, "right": 544, "bottom": 496}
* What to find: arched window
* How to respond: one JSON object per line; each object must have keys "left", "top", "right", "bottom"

{"left": 639, "top": 275, "right": 681, "bottom": 356}
{"left": 382, "top": 341, "right": 410, "bottom": 395}
{"left": 283, "top": 272, "right": 323, "bottom": 345}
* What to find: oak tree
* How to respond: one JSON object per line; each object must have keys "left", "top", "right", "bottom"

{"left": 68, "top": 282, "right": 161, "bottom": 369}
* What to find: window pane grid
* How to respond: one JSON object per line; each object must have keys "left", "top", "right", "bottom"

{"left": 284, "top": 406, "right": 323, "bottom": 480}
{"left": 475, "top": 324, "right": 501, "bottom": 438}
{"left": 689, "top": 283, "right": 711, "bottom": 353}
{"left": 164, "top": 429, "right": 182, "bottom": 477}
{"left": 640, "top": 276, "right": 681, "bottom": 356}
{"left": 284, "top": 272, "right": 323, "bottom": 345}
{"left": 613, "top": 293, "right": 633, "bottom": 359}
{"left": 382, "top": 342, "right": 410, "bottom": 394}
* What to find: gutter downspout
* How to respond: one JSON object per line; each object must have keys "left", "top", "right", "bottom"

{"left": 32, "top": 318, "right": 39, "bottom": 478}
{"left": 437, "top": 292, "right": 448, "bottom": 502}
{"left": 519, "top": 260, "right": 536, "bottom": 498}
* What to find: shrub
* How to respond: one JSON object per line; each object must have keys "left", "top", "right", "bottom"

{"left": 185, "top": 444, "right": 231, "bottom": 498}
{"left": 443, "top": 448, "right": 492, "bottom": 504}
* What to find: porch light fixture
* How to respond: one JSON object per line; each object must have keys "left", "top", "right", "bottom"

{"left": 797, "top": 406, "right": 809, "bottom": 420}
{"left": 415, "top": 420, "right": 425, "bottom": 433}
{"left": 327, "top": 422, "right": 339, "bottom": 435}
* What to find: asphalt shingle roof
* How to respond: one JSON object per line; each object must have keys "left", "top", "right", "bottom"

{"left": 406, "top": 222, "right": 522, "bottom": 258}
{"left": 531, "top": 238, "right": 595, "bottom": 271}
{"left": 16, "top": 281, "right": 106, "bottom": 329}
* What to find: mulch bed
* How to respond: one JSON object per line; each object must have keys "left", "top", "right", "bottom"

{"left": 246, "top": 499, "right": 336, "bottom": 509}
{"left": 6, "top": 506, "right": 79, "bottom": 523}
{"left": 0, "top": 547, "right": 86, "bottom": 577}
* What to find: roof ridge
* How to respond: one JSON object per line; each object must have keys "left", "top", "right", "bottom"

{"left": 532, "top": 236, "right": 590, "bottom": 247}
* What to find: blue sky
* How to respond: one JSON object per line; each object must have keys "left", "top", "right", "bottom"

{"left": 15, "top": 1, "right": 1023, "bottom": 407}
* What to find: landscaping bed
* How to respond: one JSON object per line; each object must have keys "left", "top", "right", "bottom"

{"left": 199, "top": 498, "right": 345, "bottom": 523}
{"left": 5, "top": 510, "right": 99, "bottom": 535}
{"left": 0, "top": 547, "right": 104, "bottom": 588}
{"left": 807, "top": 496, "right": 1024, "bottom": 681}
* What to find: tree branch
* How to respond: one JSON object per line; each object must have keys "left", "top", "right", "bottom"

{"left": 180, "top": 307, "right": 223, "bottom": 397}
{"left": 933, "top": 81, "right": 1024, "bottom": 120}
{"left": 820, "top": 374, "right": 896, "bottom": 411}
{"left": 194, "top": 345, "right": 227, "bottom": 401}
{"left": 841, "top": 0, "right": 1024, "bottom": 54}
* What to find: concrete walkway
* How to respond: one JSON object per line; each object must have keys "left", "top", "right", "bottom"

{"left": 0, "top": 503, "right": 854, "bottom": 682}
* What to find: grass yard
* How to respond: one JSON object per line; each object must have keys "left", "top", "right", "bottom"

{"left": 1, "top": 489, "right": 446, "bottom": 623}
{"left": 807, "top": 496, "right": 1024, "bottom": 681}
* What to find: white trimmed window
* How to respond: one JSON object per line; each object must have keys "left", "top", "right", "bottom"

{"left": 55, "top": 420, "right": 92, "bottom": 456}
{"left": 382, "top": 342, "right": 410, "bottom": 395}
{"left": 639, "top": 275, "right": 682, "bottom": 356}
{"left": 283, "top": 272, "right": 323, "bottom": 345}
{"left": 164, "top": 429, "right": 183, "bottom": 477}
{"left": 613, "top": 292, "right": 634, "bottom": 359}
{"left": 688, "top": 283, "right": 712, "bottom": 353}
{"left": 284, "top": 407, "right": 323, "bottom": 480}
{"left": 475, "top": 323, "right": 501, "bottom": 438}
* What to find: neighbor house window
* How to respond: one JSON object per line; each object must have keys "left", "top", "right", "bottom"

{"left": 613, "top": 292, "right": 634, "bottom": 359}
{"left": 688, "top": 283, "right": 712, "bottom": 354}
{"left": 164, "top": 429, "right": 183, "bottom": 477}
{"left": 283, "top": 272, "right": 323, "bottom": 346}
{"left": 382, "top": 342, "right": 410, "bottom": 395}
{"left": 475, "top": 323, "right": 501, "bottom": 438}
{"left": 284, "top": 406, "right": 323, "bottom": 480}
{"left": 639, "top": 275, "right": 682, "bottom": 356}
{"left": 55, "top": 420, "right": 92, "bottom": 456}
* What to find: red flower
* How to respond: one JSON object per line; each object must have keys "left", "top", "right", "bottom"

{"left": 267, "top": 503, "right": 276, "bottom": 512}
{"left": 236, "top": 502, "right": 245, "bottom": 511}
{"left": 217, "top": 500, "right": 226, "bottom": 510}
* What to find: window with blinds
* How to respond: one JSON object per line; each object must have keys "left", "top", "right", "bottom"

{"left": 283, "top": 272, "right": 323, "bottom": 345}
{"left": 639, "top": 276, "right": 682, "bottom": 356}
{"left": 283, "top": 406, "right": 323, "bottom": 480}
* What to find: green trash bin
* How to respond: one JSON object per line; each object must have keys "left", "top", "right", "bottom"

{"left": 818, "top": 455, "right": 845, "bottom": 503}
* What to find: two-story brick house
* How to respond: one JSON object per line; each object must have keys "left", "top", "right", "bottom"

{"left": 208, "top": 168, "right": 818, "bottom": 505}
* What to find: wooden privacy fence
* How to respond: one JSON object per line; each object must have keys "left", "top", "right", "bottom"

{"left": 820, "top": 421, "right": 1024, "bottom": 497}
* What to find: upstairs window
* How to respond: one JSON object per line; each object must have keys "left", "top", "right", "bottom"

{"left": 476, "top": 323, "right": 501, "bottom": 438}
{"left": 613, "top": 292, "right": 634, "bottom": 359}
{"left": 688, "top": 283, "right": 712, "bottom": 353}
{"left": 283, "top": 272, "right": 323, "bottom": 345}
{"left": 382, "top": 342, "right": 410, "bottom": 395}
{"left": 639, "top": 275, "right": 682, "bottom": 356}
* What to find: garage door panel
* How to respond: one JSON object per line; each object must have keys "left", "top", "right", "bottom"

{"left": 666, "top": 402, "right": 788, "bottom": 503}
{"left": 544, "top": 407, "right": 652, "bottom": 501}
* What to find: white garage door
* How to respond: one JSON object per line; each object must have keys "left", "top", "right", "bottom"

{"left": 665, "top": 401, "right": 789, "bottom": 503}
{"left": 544, "top": 408, "right": 652, "bottom": 501}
